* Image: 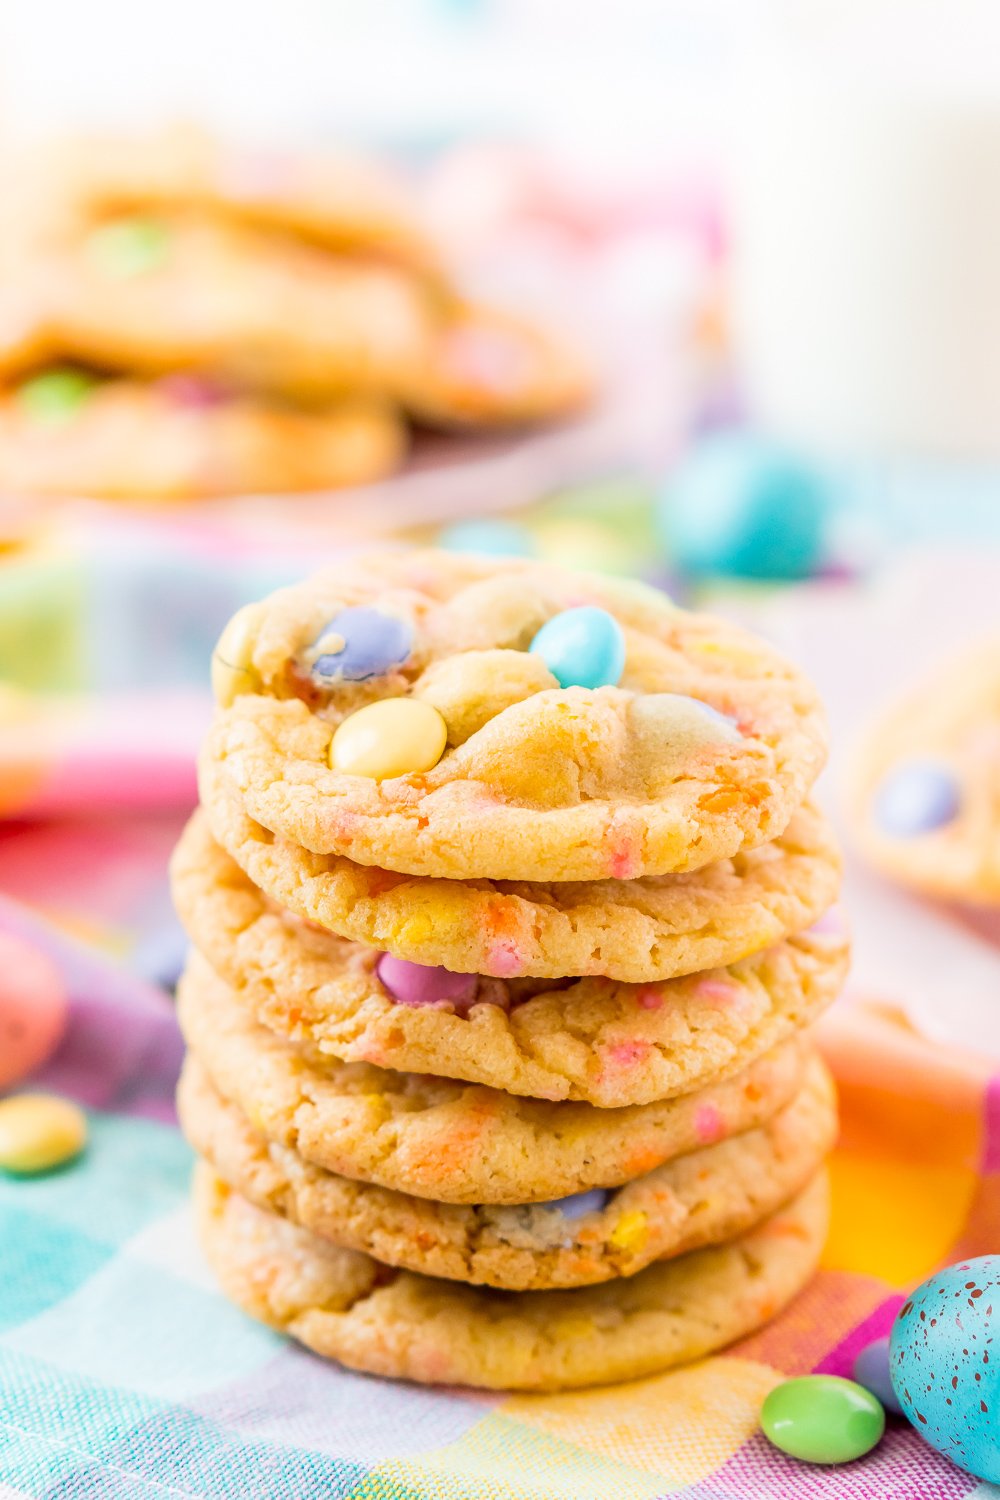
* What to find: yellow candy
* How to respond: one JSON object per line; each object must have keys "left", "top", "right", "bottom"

{"left": 0, "top": 1093, "right": 87, "bottom": 1174}
{"left": 608, "top": 1208, "right": 649, "bottom": 1254}
{"left": 330, "top": 698, "right": 447, "bottom": 780}
{"left": 211, "top": 603, "right": 264, "bottom": 707}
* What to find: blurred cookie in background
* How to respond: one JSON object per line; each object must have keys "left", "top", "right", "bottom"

{"left": 0, "top": 372, "right": 405, "bottom": 500}
{"left": 0, "top": 126, "right": 593, "bottom": 502}
{"left": 848, "top": 637, "right": 1000, "bottom": 907}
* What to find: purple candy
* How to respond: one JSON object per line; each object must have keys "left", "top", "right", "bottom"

{"left": 376, "top": 954, "right": 479, "bottom": 1012}
{"left": 852, "top": 1336, "right": 904, "bottom": 1416}
{"left": 311, "top": 607, "right": 412, "bottom": 683}
{"left": 874, "top": 760, "right": 960, "bottom": 837}
{"left": 538, "top": 1188, "right": 610, "bottom": 1219}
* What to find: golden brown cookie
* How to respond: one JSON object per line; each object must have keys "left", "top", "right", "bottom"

{"left": 406, "top": 301, "right": 593, "bottom": 428}
{"left": 0, "top": 372, "right": 404, "bottom": 500}
{"left": 0, "top": 218, "right": 437, "bottom": 402}
{"left": 203, "top": 553, "right": 828, "bottom": 881}
{"left": 176, "top": 950, "right": 811, "bottom": 1199}
{"left": 197, "top": 766, "right": 842, "bottom": 985}
{"left": 172, "top": 815, "right": 845, "bottom": 1106}
{"left": 11, "top": 124, "right": 440, "bottom": 272}
{"left": 848, "top": 636, "right": 1000, "bottom": 904}
{"left": 195, "top": 1164, "right": 829, "bottom": 1390}
{"left": 180, "top": 1048, "right": 835, "bottom": 1290}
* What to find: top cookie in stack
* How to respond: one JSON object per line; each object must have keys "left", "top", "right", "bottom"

{"left": 177, "top": 550, "right": 844, "bottom": 1391}
{"left": 0, "top": 128, "right": 591, "bottom": 500}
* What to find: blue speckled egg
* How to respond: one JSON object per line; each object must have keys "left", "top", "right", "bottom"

{"left": 657, "top": 433, "right": 830, "bottom": 580}
{"left": 310, "top": 607, "right": 412, "bottom": 683}
{"left": 530, "top": 606, "right": 625, "bottom": 690}
{"left": 890, "top": 1256, "right": 1000, "bottom": 1483}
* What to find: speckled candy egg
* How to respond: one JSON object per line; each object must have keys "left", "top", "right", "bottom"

{"left": 890, "top": 1256, "right": 1000, "bottom": 1484}
{"left": 0, "top": 933, "right": 68, "bottom": 1090}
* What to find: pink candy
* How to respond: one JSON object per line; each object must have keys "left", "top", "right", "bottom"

{"left": 0, "top": 933, "right": 68, "bottom": 1089}
{"left": 694, "top": 1103, "right": 725, "bottom": 1143}
{"left": 375, "top": 954, "right": 480, "bottom": 1013}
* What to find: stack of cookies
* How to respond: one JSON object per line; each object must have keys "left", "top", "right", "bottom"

{"left": 171, "top": 551, "right": 846, "bottom": 1391}
{"left": 0, "top": 128, "right": 589, "bottom": 500}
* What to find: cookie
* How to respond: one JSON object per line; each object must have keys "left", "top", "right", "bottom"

{"left": 180, "top": 1048, "right": 835, "bottom": 1291}
{"left": 0, "top": 374, "right": 404, "bottom": 500}
{"left": 14, "top": 124, "right": 440, "bottom": 273}
{"left": 172, "top": 815, "right": 846, "bottom": 1107}
{"left": 195, "top": 1164, "right": 829, "bottom": 1390}
{"left": 176, "top": 951, "right": 810, "bottom": 1199}
{"left": 203, "top": 553, "right": 827, "bottom": 881}
{"left": 196, "top": 764, "right": 841, "bottom": 984}
{"left": 406, "top": 301, "right": 593, "bottom": 428}
{"left": 0, "top": 218, "right": 437, "bottom": 403}
{"left": 849, "top": 637, "right": 1000, "bottom": 903}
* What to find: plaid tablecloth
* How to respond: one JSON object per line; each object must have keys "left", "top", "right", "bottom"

{"left": 0, "top": 891, "right": 997, "bottom": 1500}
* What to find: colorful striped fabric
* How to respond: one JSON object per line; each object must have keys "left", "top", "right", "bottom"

{"left": 0, "top": 895, "right": 997, "bottom": 1500}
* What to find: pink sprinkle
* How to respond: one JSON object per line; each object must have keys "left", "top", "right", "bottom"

{"left": 695, "top": 978, "right": 743, "bottom": 1007}
{"left": 607, "top": 847, "right": 639, "bottom": 880}
{"left": 486, "top": 941, "right": 524, "bottom": 978}
{"left": 608, "top": 1040, "right": 650, "bottom": 1068}
{"left": 694, "top": 1103, "right": 725, "bottom": 1143}
{"left": 636, "top": 987, "right": 663, "bottom": 1011}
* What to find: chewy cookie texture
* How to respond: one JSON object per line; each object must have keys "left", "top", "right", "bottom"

{"left": 173, "top": 552, "right": 844, "bottom": 1389}
{"left": 0, "top": 127, "right": 591, "bottom": 500}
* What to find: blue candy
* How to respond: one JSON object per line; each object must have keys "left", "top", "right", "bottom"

{"left": 852, "top": 1336, "right": 904, "bottom": 1415}
{"left": 874, "top": 760, "right": 960, "bottom": 837}
{"left": 891, "top": 1256, "right": 1000, "bottom": 1483}
{"left": 311, "top": 607, "right": 412, "bottom": 683}
{"left": 439, "top": 519, "right": 536, "bottom": 557}
{"left": 657, "top": 433, "right": 830, "bottom": 580}
{"left": 530, "top": 606, "right": 625, "bottom": 690}
{"left": 539, "top": 1188, "right": 610, "bottom": 1219}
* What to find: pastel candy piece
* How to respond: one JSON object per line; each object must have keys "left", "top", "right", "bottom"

{"left": 874, "top": 760, "right": 960, "bottom": 836}
{"left": 852, "top": 1336, "right": 903, "bottom": 1416}
{"left": 211, "top": 603, "right": 265, "bottom": 708}
{"left": 760, "top": 1375, "right": 885, "bottom": 1464}
{"left": 0, "top": 1094, "right": 87, "bottom": 1174}
{"left": 330, "top": 698, "right": 447, "bottom": 780}
{"left": 529, "top": 606, "right": 625, "bottom": 690}
{"left": 0, "top": 933, "right": 68, "bottom": 1090}
{"left": 17, "top": 369, "right": 97, "bottom": 424}
{"left": 439, "top": 519, "right": 536, "bottom": 557}
{"left": 310, "top": 607, "right": 412, "bottom": 683}
{"left": 376, "top": 954, "right": 479, "bottom": 1011}
{"left": 538, "top": 1188, "right": 611, "bottom": 1220}
{"left": 890, "top": 1254, "right": 1000, "bottom": 1484}
{"left": 86, "top": 216, "right": 172, "bottom": 277}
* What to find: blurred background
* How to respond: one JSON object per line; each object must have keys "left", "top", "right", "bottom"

{"left": 1, "top": 0, "right": 999, "bottom": 1047}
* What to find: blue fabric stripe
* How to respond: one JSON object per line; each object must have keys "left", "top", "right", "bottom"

{"left": 0, "top": 1207, "right": 111, "bottom": 1333}
{"left": 0, "top": 1354, "right": 369, "bottom": 1500}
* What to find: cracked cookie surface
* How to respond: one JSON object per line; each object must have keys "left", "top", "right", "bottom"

{"left": 176, "top": 951, "right": 811, "bottom": 1199}
{"left": 181, "top": 1047, "right": 835, "bottom": 1290}
{"left": 195, "top": 1165, "right": 829, "bottom": 1390}
{"left": 204, "top": 553, "right": 827, "bottom": 881}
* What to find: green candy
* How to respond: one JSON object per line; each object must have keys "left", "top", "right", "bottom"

{"left": 86, "top": 216, "right": 171, "bottom": 277}
{"left": 760, "top": 1375, "right": 885, "bottom": 1465}
{"left": 17, "top": 368, "right": 97, "bottom": 423}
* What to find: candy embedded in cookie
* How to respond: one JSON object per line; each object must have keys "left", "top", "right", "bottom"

{"left": 872, "top": 759, "right": 960, "bottom": 837}
{"left": 205, "top": 552, "right": 828, "bottom": 881}
{"left": 850, "top": 637, "right": 1000, "bottom": 902}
